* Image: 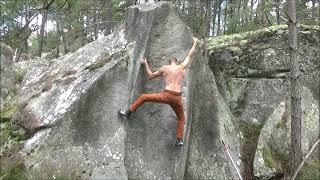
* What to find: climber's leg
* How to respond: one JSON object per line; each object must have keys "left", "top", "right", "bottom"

{"left": 169, "top": 96, "right": 185, "bottom": 146}
{"left": 129, "top": 92, "right": 168, "bottom": 112}
{"left": 119, "top": 92, "right": 167, "bottom": 118}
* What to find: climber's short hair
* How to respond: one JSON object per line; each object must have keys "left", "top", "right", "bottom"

{"left": 168, "top": 57, "right": 177, "bottom": 64}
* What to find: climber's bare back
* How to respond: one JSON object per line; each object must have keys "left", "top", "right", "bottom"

{"left": 160, "top": 64, "right": 185, "bottom": 93}
{"left": 139, "top": 36, "right": 198, "bottom": 92}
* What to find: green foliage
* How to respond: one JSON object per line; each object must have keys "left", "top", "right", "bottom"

{"left": 301, "top": 159, "right": 320, "bottom": 179}
{"left": 207, "top": 24, "right": 319, "bottom": 51}
{"left": 85, "top": 62, "right": 105, "bottom": 71}
{"left": 15, "top": 68, "right": 27, "bottom": 84}
{"left": 262, "top": 145, "right": 280, "bottom": 171}
{"left": 0, "top": 161, "right": 27, "bottom": 180}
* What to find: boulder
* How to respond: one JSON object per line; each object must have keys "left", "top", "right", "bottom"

{"left": 208, "top": 25, "right": 320, "bottom": 178}
{"left": 19, "top": 2, "right": 238, "bottom": 179}
{"left": 20, "top": 29, "right": 129, "bottom": 179}
{"left": 0, "top": 43, "right": 16, "bottom": 101}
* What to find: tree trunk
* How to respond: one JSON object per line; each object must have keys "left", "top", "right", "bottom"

{"left": 229, "top": 0, "right": 235, "bottom": 33}
{"left": 212, "top": 0, "right": 218, "bottom": 36}
{"left": 80, "top": 11, "right": 87, "bottom": 46}
{"left": 188, "top": 0, "right": 196, "bottom": 31}
{"left": 224, "top": 0, "right": 228, "bottom": 33}
{"left": 94, "top": 9, "right": 100, "bottom": 40}
{"left": 204, "top": 0, "right": 210, "bottom": 58}
{"left": 250, "top": 0, "right": 254, "bottom": 20}
{"left": 24, "top": 5, "right": 30, "bottom": 52}
{"left": 287, "top": 0, "right": 302, "bottom": 178}
{"left": 275, "top": 0, "right": 280, "bottom": 25}
{"left": 38, "top": 8, "right": 48, "bottom": 58}
{"left": 182, "top": 0, "right": 185, "bottom": 14}
{"left": 235, "top": 0, "right": 242, "bottom": 32}
{"left": 217, "top": 0, "right": 222, "bottom": 35}
{"left": 61, "top": 28, "right": 69, "bottom": 54}
{"left": 56, "top": 23, "right": 61, "bottom": 58}
{"left": 242, "top": 0, "right": 249, "bottom": 26}
{"left": 206, "top": 0, "right": 212, "bottom": 36}
{"left": 260, "top": 0, "right": 265, "bottom": 25}
{"left": 105, "top": 0, "right": 113, "bottom": 36}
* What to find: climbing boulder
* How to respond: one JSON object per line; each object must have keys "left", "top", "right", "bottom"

{"left": 0, "top": 43, "right": 16, "bottom": 102}
{"left": 208, "top": 25, "right": 320, "bottom": 178}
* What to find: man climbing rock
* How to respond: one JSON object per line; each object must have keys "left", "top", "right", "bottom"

{"left": 119, "top": 36, "right": 198, "bottom": 146}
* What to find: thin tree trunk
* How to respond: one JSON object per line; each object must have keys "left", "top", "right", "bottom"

{"left": 188, "top": 0, "right": 196, "bottom": 31}
{"left": 311, "top": 0, "right": 316, "bottom": 19}
{"left": 287, "top": 0, "right": 302, "bottom": 178}
{"left": 212, "top": 0, "right": 218, "bottom": 36}
{"left": 38, "top": 8, "right": 48, "bottom": 58}
{"left": 224, "top": 0, "right": 228, "bottom": 33}
{"left": 275, "top": 0, "right": 280, "bottom": 25}
{"left": 105, "top": 0, "right": 113, "bottom": 36}
{"left": 80, "top": 11, "right": 87, "bottom": 46}
{"left": 235, "top": 0, "right": 242, "bottom": 32}
{"left": 206, "top": 0, "right": 212, "bottom": 36}
{"left": 242, "top": 0, "right": 249, "bottom": 26}
{"left": 182, "top": 0, "right": 185, "bottom": 14}
{"left": 217, "top": 0, "right": 222, "bottom": 35}
{"left": 260, "top": 0, "right": 265, "bottom": 24}
{"left": 24, "top": 5, "right": 30, "bottom": 52}
{"left": 250, "top": 0, "right": 254, "bottom": 20}
{"left": 204, "top": 0, "right": 210, "bottom": 57}
{"left": 94, "top": 9, "right": 100, "bottom": 40}
{"left": 61, "top": 28, "right": 69, "bottom": 54}
{"left": 229, "top": 0, "right": 235, "bottom": 33}
{"left": 56, "top": 22, "right": 61, "bottom": 58}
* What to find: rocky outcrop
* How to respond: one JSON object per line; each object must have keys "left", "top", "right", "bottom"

{"left": 16, "top": 1, "right": 319, "bottom": 179}
{"left": 19, "top": 2, "right": 237, "bottom": 179}
{"left": 20, "top": 29, "right": 128, "bottom": 178}
{"left": 124, "top": 3, "right": 192, "bottom": 179}
{"left": 208, "top": 25, "right": 320, "bottom": 178}
{"left": 0, "top": 43, "right": 16, "bottom": 102}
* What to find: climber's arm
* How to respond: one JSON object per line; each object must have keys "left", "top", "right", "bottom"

{"left": 181, "top": 37, "right": 198, "bottom": 69}
{"left": 140, "top": 58, "right": 163, "bottom": 80}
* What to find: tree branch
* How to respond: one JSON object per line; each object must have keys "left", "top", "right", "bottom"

{"left": 292, "top": 139, "right": 320, "bottom": 180}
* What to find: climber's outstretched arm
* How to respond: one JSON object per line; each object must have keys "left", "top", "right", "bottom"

{"left": 140, "top": 58, "right": 163, "bottom": 80}
{"left": 181, "top": 37, "right": 198, "bottom": 69}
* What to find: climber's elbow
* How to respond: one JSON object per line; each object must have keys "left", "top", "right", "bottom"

{"left": 147, "top": 71, "right": 161, "bottom": 80}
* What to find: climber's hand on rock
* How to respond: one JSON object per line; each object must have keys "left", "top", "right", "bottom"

{"left": 140, "top": 58, "right": 147, "bottom": 65}
{"left": 193, "top": 36, "right": 198, "bottom": 42}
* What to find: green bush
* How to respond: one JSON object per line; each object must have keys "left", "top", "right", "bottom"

{"left": 15, "top": 68, "right": 26, "bottom": 83}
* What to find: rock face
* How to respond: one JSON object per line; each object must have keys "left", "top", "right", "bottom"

{"left": 20, "top": 2, "right": 237, "bottom": 179}
{"left": 0, "top": 43, "right": 16, "bottom": 101}
{"left": 185, "top": 45, "right": 239, "bottom": 179}
{"left": 208, "top": 25, "right": 320, "bottom": 178}
{"left": 18, "top": 2, "right": 319, "bottom": 179}
{"left": 124, "top": 3, "right": 192, "bottom": 179}
{"left": 21, "top": 29, "right": 129, "bottom": 179}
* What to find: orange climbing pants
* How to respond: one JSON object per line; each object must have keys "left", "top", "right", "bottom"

{"left": 129, "top": 90, "right": 185, "bottom": 139}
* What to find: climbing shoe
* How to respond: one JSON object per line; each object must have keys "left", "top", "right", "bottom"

{"left": 119, "top": 109, "right": 131, "bottom": 118}
{"left": 175, "top": 138, "right": 184, "bottom": 146}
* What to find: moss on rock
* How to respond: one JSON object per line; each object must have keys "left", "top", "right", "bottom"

{"left": 301, "top": 159, "right": 320, "bottom": 179}
{"left": 207, "top": 24, "right": 319, "bottom": 51}
{"left": 15, "top": 68, "right": 27, "bottom": 84}
{"left": 262, "top": 145, "right": 279, "bottom": 171}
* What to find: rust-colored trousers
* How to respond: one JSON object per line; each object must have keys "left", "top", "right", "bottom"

{"left": 129, "top": 90, "right": 185, "bottom": 139}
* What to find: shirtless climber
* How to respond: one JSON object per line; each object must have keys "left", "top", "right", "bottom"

{"left": 119, "top": 36, "right": 198, "bottom": 146}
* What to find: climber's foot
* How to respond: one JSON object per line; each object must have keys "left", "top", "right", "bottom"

{"left": 175, "top": 138, "right": 184, "bottom": 147}
{"left": 118, "top": 109, "right": 131, "bottom": 118}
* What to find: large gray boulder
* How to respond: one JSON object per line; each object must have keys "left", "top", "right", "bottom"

{"left": 208, "top": 25, "right": 320, "bottom": 178}
{"left": 20, "top": 29, "right": 129, "bottom": 179}
{"left": 124, "top": 2, "right": 192, "bottom": 179}
{"left": 19, "top": 2, "right": 237, "bottom": 179}
{"left": 0, "top": 43, "right": 16, "bottom": 103}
